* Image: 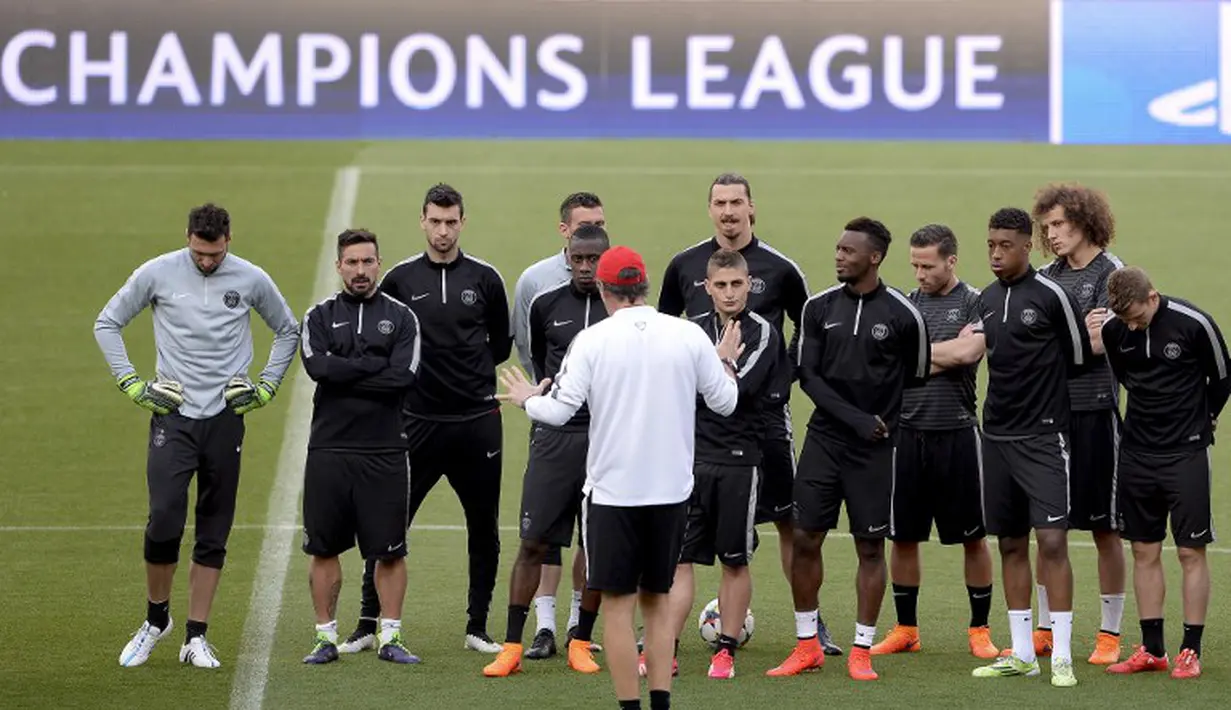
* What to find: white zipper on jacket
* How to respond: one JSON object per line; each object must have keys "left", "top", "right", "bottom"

{"left": 441, "top": 269, "right": 448, "bottom": 304}
{"left": 1002, "top": 288, "right": 1011, "bottom": 323}
{"left": 853, "top": 297, "right": 864, "bottom": 335}
{"left": 584, "top": 293, "right": 592, "bottom": 328}
{"left": 357, "top": 302, "right": 365, "bottom": 333}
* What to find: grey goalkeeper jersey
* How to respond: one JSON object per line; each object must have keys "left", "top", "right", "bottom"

{"left": 1040, "top": 251, "right": 1123, "bottom": 411}
{"left": 94, "top": 248, "right": 300, "bottom": 419}
{"left": 900, "top": 281, "right": 983, "bottom": 430}
{"left": 511, "top": 249, "right": 570, "bottom": 373}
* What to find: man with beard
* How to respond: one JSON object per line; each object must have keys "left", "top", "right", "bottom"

{"left": 484, "top": 224, "right": 611, "bottom": 677}
{"left": 298, "top": 229, "right": 422, "bottom": 666}
{"left": 767, "top": 217, "right": 929, "bottom": 682}
{"left": 340, "top": 184, "right": 513, "bottom": 654}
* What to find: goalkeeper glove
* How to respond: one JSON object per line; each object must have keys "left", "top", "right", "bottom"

{"left": 117, "top": 373, "right": 184, "bottom": 416}
{"left": 225, "top": 376, "right": 277, "bottom": 415}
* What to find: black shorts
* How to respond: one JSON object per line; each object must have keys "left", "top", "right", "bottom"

{"left": 681, "top": 463, "right": 759, "bottom": 567}
{"left": 520, "top": 426, "right": 588, "bottom": 549}
{"left": 890, "top": 426, "right": 986, "bottom": 545}
{"left": 755, "top": 403, "right": 797, "bottom": 524}
{"left": 1068, "top": 409, "right": 1120, "bottom": 531}
{"left": 981, "top": 433, "right": 1070, "bottom": 538}
{"left": 583, "top": 497, "right": 687, "bottom": 595}
{"left": 302, "top": 449, "right": 410, "bottom": 560}
{"left": 1117, "top": 447, "right": 1214, "bottom": 547}
{"left": 793, "top": 432, "right": 894, "bottom": 538}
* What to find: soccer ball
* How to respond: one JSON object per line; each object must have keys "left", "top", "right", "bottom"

{"left": 697, "top": 598, "right": 754, "bottom": 649}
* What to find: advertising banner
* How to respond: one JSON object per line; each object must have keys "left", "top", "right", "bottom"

{"left": 0, "top": 0, "right": 1050, "bottom": 140}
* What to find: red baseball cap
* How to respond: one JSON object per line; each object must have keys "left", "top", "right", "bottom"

{"left": 596, "top": 245, "right": 647, "bottom": 286}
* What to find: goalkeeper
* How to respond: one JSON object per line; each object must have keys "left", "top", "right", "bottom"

{"left": 93, "top": 203, "right": 299, "bottom": 670}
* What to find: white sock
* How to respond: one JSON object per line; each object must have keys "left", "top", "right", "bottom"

{"left": 1050, "top": 611, "right": 1073, "bottom": 663}
{"left": 315, "top": 620, "right": 338, "bottom": 644}
{"left": 1100, "top": 593, "right": 1126, "bottom": 635}
{"left": 1036, "top": 585, "right": 1051, "bottom": 629}
{"left": 1009, "top": 609, "right": 1036, "bottom": 663}
{"left": 379, "top": 618, "right": 401, "bottom": 645}
{"left": 854, "top": 623, "right": 876, "bottom": 649}
{"left": 567, "top": 590, "right": 583, "bottom": 630}
{"left": 534, "top": 595, "right": 557, "bottom": 634}
{"left": 795, "top": 610, "right": 818, "bottom": 639}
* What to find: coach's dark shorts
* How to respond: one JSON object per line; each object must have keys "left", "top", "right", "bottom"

{"left": 756, "top": 403, "right": 797, "bottom": 524}
{"left": 302, "top": 449, "right": 410, "bottom": 560}
{"left": 520, "top": 425, "right": 588, "bottom": 549}
{"left": 891, "top": 426, "right": 986, "bottom": 545}
{"left": 682, "top": 462, "right": 759, "bottom": 567}
{"left": 1118, "top": 447, "right": 1214, "bottom": 548}
{"left": 1068, "top": 409, "right": 1120, "bottom": 532}
{"left": 794, "top": 431, "right": 894, "bottom": 538}
{"left": 981, "top": 433, "right": 1070, "bottom": 538}
{"left": 584, "top": 497, "right": 687, "bottom": 595}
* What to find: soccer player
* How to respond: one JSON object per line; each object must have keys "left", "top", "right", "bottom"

{"left": 299, "top": 229, "right": 422, "bottom": 666}
{"left": 666, "top": 249, "right": 782, "bottom": 680}
{"left": 1032, "top": 183, "right": 1127, "bottom": 664}
{"left": 95, "top": 203, "right": 299, "bottom": 668}
{"left": 970, "top": 208, "right": 1092, "bottom": 688}
{"left": 768, "top": 217, "right": 930, "bottom": 682}
{"left": 871, "top": 225, "right": 999, "bottom": 659}
{"left": 659, "top": 173, "right": 841, "bottom": 654}
{"left": 483, "top": 224, "right": 611, "bottom": 677}
{"left": 341, "top": 184, "right": 513, "bottom": 654}
{"left": 510, "top": 191, "right": 606, "bottom": 658}
{"left": 497, "top": 245, "right": 740, "bottom": 710}
{"left": 1096, "top": 267, "right": 1228, "bottom": 679}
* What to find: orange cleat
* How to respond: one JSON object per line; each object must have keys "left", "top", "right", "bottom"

{"left": 1087, "top": 632, "right": 1122, "bottom": 665}
{"left": 870, "top": 625, "right": 921, "bottom": 656}
{"left": 968, "top": 627, "right": 1000, "bottom": 659}
{"left": 637, "top": 651, "right": 678, "bottom": 678}
{"left": 1033, "top": 629, "right": 1053, "bottom": 657}
{"left": 567, "top": 639, "right": 600, "bottom": 674}
{"left": 848, "top": 646, "right": 878, "bottom": 681}
{"left": 708, "top": 648, "right": 735, "bottom": 679}
{"left": 1106, "top": 645, "right": 1168, "bottom": 674}
{"left": 1170, "top": 649, "right": 1202, "bottom": 679}
{"left": 766, "top": 638, "right": 825, "bottom": 677}
{"left": 482, "top": 643, "right": 523, "bottom": 677}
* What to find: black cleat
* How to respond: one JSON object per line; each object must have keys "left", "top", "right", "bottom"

{"left": 524, "top": 629, "right": 558, "bottom": 659}
{"left": 818, "top": 616, "right": 844, "bottom": 656}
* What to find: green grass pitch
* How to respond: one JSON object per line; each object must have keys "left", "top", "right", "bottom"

{"left": 2, "top": 139, "right": 1230, "bottom": 709}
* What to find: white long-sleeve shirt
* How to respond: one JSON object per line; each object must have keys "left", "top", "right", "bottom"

{"left": 525, "top": 305, "right": 738, "bottom": 506}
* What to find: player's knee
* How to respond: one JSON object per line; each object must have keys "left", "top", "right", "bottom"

{"left": 1035, "top": 532, "right": 1067, "bottom": 562}
{"left": 855, "top": 539, "right": 885, "bottom": 564}
{"left": 520, "top": 540, "right": 551, "bottom": 565}
{"left": 192, "top": 539, "right": 227, "bottom": 569}
{"left": 144, "top": 533, "right": 182, "bottom": 565}
{"left": 791, "top": 528, "right": 822, "bottom": 557}
{"left": 997, "top": 534, "right": 1030, "bottom": 558}
{"left": 1176, "top": 545, "right": 1206, "bottom": 567}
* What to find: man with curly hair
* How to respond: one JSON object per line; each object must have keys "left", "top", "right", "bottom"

{"left": 1031, "top": 184, "right": 1127, "bottom": 666}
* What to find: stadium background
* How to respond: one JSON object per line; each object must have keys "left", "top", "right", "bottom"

{"left": 2, "top": 0, "right": 1229, "bottom": 707}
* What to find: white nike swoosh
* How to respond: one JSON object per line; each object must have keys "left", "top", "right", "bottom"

{"left": 867, "top": 524, "right": 888, "bottom": 533}
{"left": 1119, "top": 346, "right": 1136, "bottom": 353}
{"left": 387, "top": 542, "right": 405, "bottom": 552}
{"left": 693, "top": 280, "right": 706, "bottom": 287}
{"left": 964, "top": 527, "right": 981, "bottom": 537}
{"left": 1192, "top": 529, "right": 1209, "bottom": 538}
{"left": 487, "top": 450, "right": 501, "bottom": 458}
{"left": 1047, "top": 514, "right": 1064, "bottom": 522}
{"left": 552, "top": 320, "right": 573, "bottom": 327}
{"left": 332, "top": 322, "right": 349, "bottom": 328}
{"left": 411, "top": 294, "right": 430, "bottom": 301}
{"left": 1090, "top": 514, "right": 1108, "bottom": 521}
{"left": 824, "top": 322, "right": 842, "bottom": 330}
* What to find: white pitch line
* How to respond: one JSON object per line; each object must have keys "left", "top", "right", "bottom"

{"left": 227, "top": 166, "right": 360, "bottom": 710}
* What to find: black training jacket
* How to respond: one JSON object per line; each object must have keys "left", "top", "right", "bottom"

{"left": 527, "top": 279, "right": 608, "bottom": 431}
{"left": 300, "top": 290, "right": 421, "bottom": 450}
{"left": 796, "top": 281, "right": 930, "bottom": 442}
{"left": 379, "top": 250, "right": 512, "bottom": 421}
{"left": 1102, "top": 295, "right": 1231, "bottom": 452}
{"left": 977, "top": 266, "right": 1093, "bottom": 438}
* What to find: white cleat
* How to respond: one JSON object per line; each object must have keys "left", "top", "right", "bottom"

{"left": 338, "top": 632, "right": 377, "bottom": 654}
{"left": 119, "top": 618, "right": 174, "bottom": 667}
{"left": 464, "top": 632, "right": 503, "bottom": 653}
{"left": 179, "top": 636, "right": 222, "bottom": 668}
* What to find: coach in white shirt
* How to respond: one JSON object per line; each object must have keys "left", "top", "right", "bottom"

{"left": 499, "top": 245, "right": 741, "bottom": 710}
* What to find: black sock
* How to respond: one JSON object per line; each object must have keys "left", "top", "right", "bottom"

{"left": 356, "top": 617, "right": 378, "bottom": 636}
{"left": 573, "top": 608, "right": 599, "bottom": 642}
{"left": 1182, "top": 623, "right": 1204, "bottom": 657}
{"left": 185, "top": 619, "right": 208, "bottom": 643}
{"left": 967, "top": 584, "right": 993, "bottom": 628}
{"left": 467, "top": 619, "right": 488, "bottom": 638}
{"left": 618, "top": 700, "right": 642, "bottom": 710}
{"left": 673, "top": 638, "right": 680, "bottom": 658}
{"left": 649, "top": 690, "right": 671, "bottom": 710}
{"left": 1140, "top": 618, "right": 1165, "bottom": 657}
{"left": 717, "top": 634, "right": 738, "bottom": 657}
{"left": 506, "top": 605, "right": 530, "bottom": 644}
{"left": 147, "top": 599, "right": 170, "bottom": 631}
{"left": 892, "top": 583, "right": 919, "bottom": 627}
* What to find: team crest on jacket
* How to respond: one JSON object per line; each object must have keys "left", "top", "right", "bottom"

{"left": 1164, "top": 342, "right": 1182, "bottom": 360}
{"left": 377, "top": 319, "right": 395, "bottom": 335}
{"left": 871, "top": 323, "right": 889, "bottom": 340}
{"left": 460, "top": 289, "right": 478, "bottom": 306}
{"left": 1020, "top": 308, "right": 1038, "bottom": 325}
{"left": 223, "top": 290, "right": 241, "bottom": 309}
{"left": 750, "top": 277, "right": 766, "bottom": 294}
{"left": 1079, "top": 283, "right": 1096, "bottom": 300}
{"left": 946, "top": 308, "right": 960, "bottom": 323}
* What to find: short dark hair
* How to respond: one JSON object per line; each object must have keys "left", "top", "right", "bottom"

{"left": 423, "top": 183, "right": 464, "bottom": 217}
{"left": 988, "top": 207, "right": 1033, "bottom": 236}
{"left": 844, "top": 216, "right": 891, "bottom": 257}
{"left": 187, "top": 203, "right": 230, "bottom": 241}
{"left": 570, "top": 223, "right": 609, "bottom": 245}
{"left": 1032, "top": 182, "right": 1116, "bottom": 253}
{"left": 709, "top": 173, "right": 752, "bottom": 202}
{"left": 602, "top": 276, "right": 651, "bottom": 302}
{"left": 707, "top": 249, "right": 748, "bottom": 275}
{"left": 559, "top": 192, "right": 603, "bottom": 224}
{"left": 1107, "top": 266, "right": 1154, "bottom": 316}
{"left": 336, "top": 228, "right": 378, "bottom": 258}
{"left": 910, "top": 224, "right": 958, "bottom": 258}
